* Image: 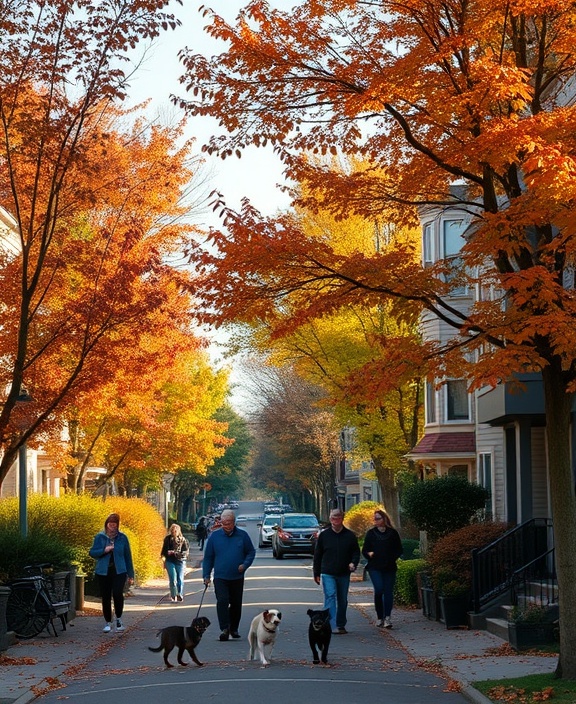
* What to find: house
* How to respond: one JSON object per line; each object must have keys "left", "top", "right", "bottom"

{"left": 406, "top": 190, "right": 553, "bottom": 526}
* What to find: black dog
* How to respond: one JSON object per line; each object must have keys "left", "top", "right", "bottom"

{"left": 307, "top": 608, "right": 331, "bottom": 664}
{"left": 148, "top": 616, "right": 211, "bottom": 668}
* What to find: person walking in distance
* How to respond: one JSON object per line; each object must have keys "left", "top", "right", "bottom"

{"left": 89, "top": 513, "right": 134, "bottom": 633}
{"left": 202, "top": 509, "right": 256, "bottom": 641}
{"left": 313, "top": 507, "right": 360, "bottom": 634}
{"left": 161, "top": 523, "right": 189, "bottom": 602}
{"left": 196, "top": 516, "right": 208, "bottom": 550}
{"left": 362, "top": 509, "right": 403, "bottom": 628}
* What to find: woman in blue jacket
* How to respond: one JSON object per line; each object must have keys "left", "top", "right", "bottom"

{"left": 89, "top": 513, "right": 134, "bottom": 633}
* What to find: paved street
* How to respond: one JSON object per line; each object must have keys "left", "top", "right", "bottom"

{"left": 28, "top": 516, "right": 469, "bottom": 704}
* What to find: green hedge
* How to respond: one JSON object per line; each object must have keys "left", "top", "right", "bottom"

{"left": 0, "top": 494, "right": 166, "bottom": 585}
{"left": 394, "top": 558, "right": 427, "bottom": 606}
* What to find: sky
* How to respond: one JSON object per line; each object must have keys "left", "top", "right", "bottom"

{"left": 126, "top": 0, "right": 294, "bottom": 221}
{"left": 125, "top": 1, "right": 297, "bottom": 408}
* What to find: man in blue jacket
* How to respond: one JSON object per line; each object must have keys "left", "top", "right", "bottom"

{"left": 203, "top": 509, "right": 256, "bottom": 641}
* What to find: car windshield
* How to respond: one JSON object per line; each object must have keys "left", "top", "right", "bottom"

{"left": 263, "top": 516, "right": 278, "bottom": 526}
{"left": 282, "top": 516, "right": 319, "bottom": 529}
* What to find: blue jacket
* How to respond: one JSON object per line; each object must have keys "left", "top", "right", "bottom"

{"left": 202, "top": 526, "right": 255, "bottom": 581}
{"left": 89, "top": 530, "right": 134, "bottom": 579}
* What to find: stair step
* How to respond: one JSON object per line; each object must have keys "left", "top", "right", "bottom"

{"left": 485, "top": 616, "right": 509, "bottom": 641}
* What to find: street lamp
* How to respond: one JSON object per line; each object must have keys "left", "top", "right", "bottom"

{"left": 15, "top": 389, "right": 34, "bottom": 538}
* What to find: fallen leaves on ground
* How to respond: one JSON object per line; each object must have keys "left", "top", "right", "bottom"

{"left": 0, "top": 654, "right": 37, "bottom": 666}
{"left": 486, "top": 684, "right": 555, "bottom": 702}
{"left": 31, "top": 677, "right": 66, "bottom": 696}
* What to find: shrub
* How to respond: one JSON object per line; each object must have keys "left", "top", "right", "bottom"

{"left": 394, "top": 558, "right": 427, "bottom": 606}
{"left": 401, "top": 538, "right": 421, "bottom": 560}
{"left": 400, "top": 476, "right": 490, "bottom": 541}
{"left": 0, "top": 524, "right": 75, "bottom": 583}
{"left": 0, "top": 494, "right": 166, "bottom": 585}
{"left": 344, "top": 501, "right": 386, "bottom": 537}
{"left": 426, "top": 521, "right": 510, "bottom": 595}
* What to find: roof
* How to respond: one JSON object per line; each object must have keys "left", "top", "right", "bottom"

{"left": 406, "top": 431, "right": 476, "bottom": 459}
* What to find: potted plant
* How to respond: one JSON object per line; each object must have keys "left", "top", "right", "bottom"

{"left": 508, "top": 602, "right": 558, "bottom": 651}
{"left": 426, "top": 521, "right": 510, "bottom": 629}
{"left": 433, "top": 569, "right": 470, "bottom": 628}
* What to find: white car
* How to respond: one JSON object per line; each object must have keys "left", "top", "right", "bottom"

{"left": 257, "top": 514, "right": 280, "bottom": 548}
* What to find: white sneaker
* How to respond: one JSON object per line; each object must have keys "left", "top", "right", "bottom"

{"left": 376, "top": 619, "right": 383, "bottom": 627}
{"left": 116, "top": 619, "right": 125, "bottom": 632}
{"left": 103, "top": 622, "right": 112, "bottom": 633}
{"left": 384, "top": 617, "right": 392, "bottom": 629}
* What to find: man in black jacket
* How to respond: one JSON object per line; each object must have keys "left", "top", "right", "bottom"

{"left": 313, "top": 508, "right": 360, "bottom": 634}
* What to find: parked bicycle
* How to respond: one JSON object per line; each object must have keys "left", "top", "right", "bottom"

{"left": 6, "top": 563, "right": 71, "bottom": 639}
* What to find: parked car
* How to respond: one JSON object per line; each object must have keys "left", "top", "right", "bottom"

{"left": 257, "top": 514, "right": 280, "bottom": 548}
{"left": 270, "top": 513, "right": 320, "bottom": 559}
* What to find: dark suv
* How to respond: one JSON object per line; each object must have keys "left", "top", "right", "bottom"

{"left": 271, "top": 513, "right": 320, "bottom": 559}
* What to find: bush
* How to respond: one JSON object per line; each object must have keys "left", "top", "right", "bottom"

{"left": 0, "top": 494, "right": 166, "bottom": 585}
{"left": 426, "top": 521, "right": 510, "bottom": 595}
{"left": 0, "top": 525, "right": 75, "bottom": 583}
{"left": 394, "top": 558, "right": 427, "bottom": 605}
{"left": 401, "top": 538, "right": 421, "bottom": 560}
{"left": 400, "top": 476, "right": 490, "bottom": 540}
{"left": 344, "top": 501, "right": 386, "bottom": 537}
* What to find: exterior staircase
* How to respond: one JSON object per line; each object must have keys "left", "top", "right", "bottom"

{"left": 469, "top": 518, "right": 557, "bottom": 643}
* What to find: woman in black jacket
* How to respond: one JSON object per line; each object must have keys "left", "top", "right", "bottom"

{"left": 362, "top": 509, "right": 403, "bottom": 629}
{"left": 161, "top": 524, "right": 189, "bottom": 602}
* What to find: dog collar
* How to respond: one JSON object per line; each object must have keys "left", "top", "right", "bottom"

{"left": 262, "top": 623, "right": 277, "bottom": 633}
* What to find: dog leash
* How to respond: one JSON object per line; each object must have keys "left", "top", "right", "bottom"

{"left": 195, "top": 583, "right": 208, "bottom": 619}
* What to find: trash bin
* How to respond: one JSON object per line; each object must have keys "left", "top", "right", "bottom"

{"left": 75, "top": 574, "right": 85, "bottom": 611}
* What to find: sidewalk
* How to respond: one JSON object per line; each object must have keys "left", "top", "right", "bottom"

{"left": 0, "top": 544, "right": 557, "bottom": 704}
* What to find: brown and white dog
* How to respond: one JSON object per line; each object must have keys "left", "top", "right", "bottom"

{"left": 247, "top": 609, "right": 282, "bottom": 666}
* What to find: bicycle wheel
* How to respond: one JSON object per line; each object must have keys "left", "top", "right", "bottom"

{"left": 6, "top": 584, "right": 51, "bottom": 639}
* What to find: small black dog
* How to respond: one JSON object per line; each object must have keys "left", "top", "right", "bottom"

{"left": 148, "top": 616, "right": 211, "bottom": 668}
{"left": 307, "top": 608, "right": 331, "bottom": 664}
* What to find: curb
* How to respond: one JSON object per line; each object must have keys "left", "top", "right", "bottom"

{"left": 461, "top": 682, "right": 493, "bottom": 704}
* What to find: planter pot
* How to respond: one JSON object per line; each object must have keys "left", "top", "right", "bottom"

{"left": 508, "top": 622, "right": 557, "bottom": 651}
{"left": 421, "top": 586, "right": 439, "bottom": 621}
{"left": 0, "top": 585, "right": 16, "bottom": 651}
{"left": 439, "top": 593, "right": 470, "bottom": 629}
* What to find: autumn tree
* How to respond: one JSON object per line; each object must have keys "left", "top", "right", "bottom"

{"left": 179, "top": 0, "right": 576, "bottom": 676}
{"left": 0, "top": 0, "right": 188, "bottom": 488}
{"left": 242, "top": 359, "right": 340, "bottom": 517}
{"left": 254, "top": 200, "right": 423, "bottom": 527}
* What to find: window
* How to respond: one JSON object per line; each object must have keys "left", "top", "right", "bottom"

{"left": 446, "top": 379, "right": 470, "bottom": 421}
{"left": 423, "top": 222, "right": 434, "bottom": 266}
{"left": 478, "top": 452, "right": 493, "bottom": 518}
{"left": 443, "top": 219, "right": 467, "bottom": 296}
{"left": 425, "top": 381, "right": 437, "bottom": 424}
{"left": 443, "top": 219, "right": 466, "bottom": 257}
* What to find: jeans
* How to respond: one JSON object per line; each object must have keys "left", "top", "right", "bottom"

{"left": 321, "top": 573, "right": 350, "bottom": 630}
{"left": 165, "top": 560, "right": 186, "bottom": 599}
{"left": 368, "top": 568, "right": 397, "bottom": 619}
{"left": 213, "top": 577, "right": 245, "bottom": 632}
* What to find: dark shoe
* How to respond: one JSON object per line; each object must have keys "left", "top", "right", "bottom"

{"left": 219, "top": 630, "right": 230, "bottom": 641}
{"left": 230, "top": 631, "right": 241, "bottom": 639}
{"left": 176, "top": 594, "right": 183, "bottom": 602}
{"left": 333, "top": 627, "right": 347, "bottom": 634}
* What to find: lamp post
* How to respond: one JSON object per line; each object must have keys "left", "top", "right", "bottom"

{"left": 15, "top": 389, "right": 34, "bottom": 538}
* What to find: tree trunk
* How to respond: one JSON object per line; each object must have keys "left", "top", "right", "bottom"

{"left": 542, "top": 366, "right": 576, "bottom": 678}
{"left": 372, "top": 456, "right": 400, "bottom": 529}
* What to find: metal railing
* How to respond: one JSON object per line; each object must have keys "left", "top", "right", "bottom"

{"left": 511, "top": 547, "right": 557, "bottom": 607}
{"left": 471, "top": 518, "right": 554, "bottom": 613}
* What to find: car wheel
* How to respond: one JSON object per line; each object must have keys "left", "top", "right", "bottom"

{"left": 275, "top": 549, "right": 283, "bottom": 560}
